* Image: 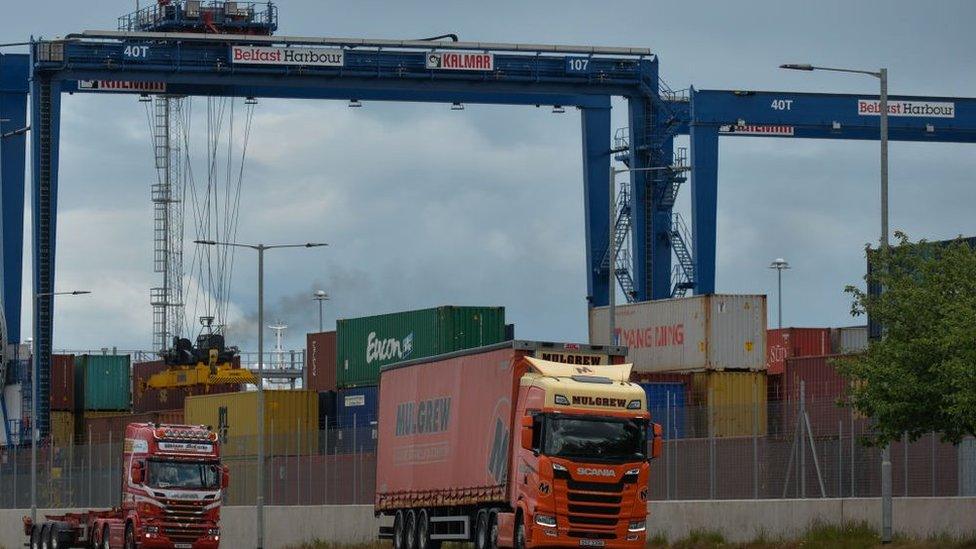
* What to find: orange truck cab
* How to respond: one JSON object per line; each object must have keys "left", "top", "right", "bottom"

{"left": 24, "top": 422, "right": 228, "bottom": 548}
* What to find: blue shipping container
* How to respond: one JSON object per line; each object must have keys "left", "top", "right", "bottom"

{"left": 336, "top": 386, "right": 378, "bottom": 453}
{"left": 641, "top": 382, "right": 687, "bottom": 439}
{"left": 337, "top": 386, "right": 378, "bottom": 428}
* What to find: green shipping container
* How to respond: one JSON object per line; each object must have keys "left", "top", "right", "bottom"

{"left": 74, "top": 355, "right": 131, "bottom": 411}
{"left": 336, "top": 306, "right": 506, "bottom": 388}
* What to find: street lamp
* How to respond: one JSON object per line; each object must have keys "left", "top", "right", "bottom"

{"left": 313, "top": 290, "right": 329, "bottom": 333}
{"left": 31, "top": 290, "right": 91, "bottom": 523}
{"left": 769, "top": 258, "right": 790, "bottom": 329}
{"left": 194, "top": 240, "right": 326, "bottom": 549}
{"left": 607, "top": 164, "right": 691, "bottom": 344}
{"left": 780, "top": 62, "right": 891, "bottom": 543}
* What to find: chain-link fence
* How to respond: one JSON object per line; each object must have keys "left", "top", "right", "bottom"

{"left": 1, "top": 395, "right": 973, "bottom": 509}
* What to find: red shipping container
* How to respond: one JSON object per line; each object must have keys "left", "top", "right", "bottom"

{"left": 51, "top": 354, "right": 76, "bottom": 410}
{"left": 306, "top": 331, "right": 337, "bottom": 392}
{"left": 766, "top": 328, "right": 832, "bottom": 375}
{"left": 779, "top": 354, "right": 865, "bottom": 438}
{"left": 132, "top": 360, "right": 241, "bottom": 413}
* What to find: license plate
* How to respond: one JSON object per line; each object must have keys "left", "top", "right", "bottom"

{"left": 175, "top": 544, "right": 192, "bottom": 549}
{"left": 579, "top": 540, "right": 605, "bottom": 547}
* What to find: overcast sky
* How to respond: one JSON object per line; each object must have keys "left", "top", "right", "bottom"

{"left": 2, "top": 0, "right": 975, "bottom": 353}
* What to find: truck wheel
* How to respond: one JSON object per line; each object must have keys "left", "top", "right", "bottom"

{"left": 475, "top": 511, "right": 489, "bottom": 549}
{"left": 49, "top": 524, "right": 63, "bottom": 549}
{"left": 31, "top": 524, "right": 44, "bottom": 549}
{"left": 418, "top": 509, "right": 440, "bottom": 549}
{"left": 393, "top": 511, "right": 406, "bottom": 549}
{"left": 405, "top": 510, "right": 418, "bottom": 549}
{"left": 41, "top": 524, "right": 52, "bottom": 549}
{"left": 514, "top": 515, "right": 526, "bottom": 549}
{"left": 124, "top": 522, "right": 136, "bottom": 549}
{"left": 101, "top": 525, "right": 111, "bottom": 549}
{"left": 489, "top": 512, "right": 499, "bottom": 549}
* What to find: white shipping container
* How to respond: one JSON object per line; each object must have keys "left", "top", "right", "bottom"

{"left": 831, "top": 325, "right": 868, "bottom": 354}
{"left": 589, "top": 294, "right": 767, "bottom": 373}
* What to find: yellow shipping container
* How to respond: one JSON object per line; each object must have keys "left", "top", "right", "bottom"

{"left": 51, "top": 411, "right": 76, "bottom": 447}
{"left": 691, "top": 371, "right": 767, "bottom": 437}
{"left": 184, "top": 390, "right": 319, "bottom": 458}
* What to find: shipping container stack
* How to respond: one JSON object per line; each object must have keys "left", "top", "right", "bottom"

{"left": 591, "top": 294, "right": 768, "bottom": 439}
{"left": 306, "top": 305, "right": 507, "bottom": 456}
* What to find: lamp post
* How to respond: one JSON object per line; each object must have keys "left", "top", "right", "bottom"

{"left": 31, "top": 290, "right": 91, "bottom": 523}
{"left": 313, "top": 290, "right": 329, "bottom": 333}
{"left": 780, "top": 63, "right": 891, "bottom": 542}
{"left": 769, "top": 258, "right": 790, "bottom": 329}
{"left": 194, "top": 240, "right": 327, "bottom": 549}
{"left": 607, "top": 164, "right": 691, "bottom": 344}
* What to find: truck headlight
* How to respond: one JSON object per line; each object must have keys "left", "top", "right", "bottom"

{"left": 628, "top": 520, "right": 646, "bottom": 532}
{"left": 535, "top": 514, "right": 557, "bottom": 528}
{"left": 208, "top": 528, "right": 220, "bottom": 536}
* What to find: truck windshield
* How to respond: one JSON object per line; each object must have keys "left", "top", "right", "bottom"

{"left": 146, "top": 461, "right": 220, "bottom": 490}
{"left": 543, "top": 416, "right": 646, "bottom": 462}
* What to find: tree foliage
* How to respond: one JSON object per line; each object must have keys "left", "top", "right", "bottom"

{"left": 838, "top": 232, "right": 976, "bottom": 445}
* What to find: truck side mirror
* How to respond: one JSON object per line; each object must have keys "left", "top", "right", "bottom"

{"left": 649, "top": 423, "right": 663, "bottom": 460}
{"left": 221, "top": 465, "right": 230, "bottom": 489}
{"left": 131, "top": 462, "right": 145, "bottom": 484}
{"left": 520, "top": 416, "right": 534, "bottom": 451}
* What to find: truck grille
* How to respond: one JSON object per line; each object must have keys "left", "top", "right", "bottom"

{"left": 162, "top": 524, "right": 207, "bottom": 544}
{"left": 568, "top": 516, "right": 618, "bottom": 526}
{"left": 566, "top": 479, "right": 624, "bottom": 493}
{"left": 568, "top": 504, "right": 619, "bottom": 516}
{"left": 568, "top": 493, "right": 621, "bottom": 504}
{"left": 159, "top": 497, "right": 210, "bottom": 543}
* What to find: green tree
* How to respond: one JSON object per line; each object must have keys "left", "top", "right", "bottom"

{"left": 839, "top": 232, "right": 976, "bottom": 445}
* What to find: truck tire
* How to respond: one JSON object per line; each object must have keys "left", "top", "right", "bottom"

{"left": 405, "top": 509, "right": 418, "bottom": 549}
{"left": 514, "top": 514, "right": 526, "bottom": 549}
{"left": 49, "top": 524, "right": 63, "bottom": 549}
{"left": 101, "top": 524, "right": 111, "bottom": 549}
{"left": 124, "top": 522, "right": 136, "bottom": 549}
{"left": 393, "top": 511, "right": 406, "bottom": 549}
{"left": 475, "top": 511, "right": 489, "bottom": 549}
{"left": 30, "top": 524, "right": 43, "bottom": 549}
{"left": 417, "top": 509, "right": 441, "bottom": 549}
{"left": 41, "top": 523, "right": 52, "bottom": 549}
{"left": 488, "top": 512, "right": 499, "bottom": 549}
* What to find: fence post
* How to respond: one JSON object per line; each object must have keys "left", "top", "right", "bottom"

{"left": 838, "top": 420, "right": 843, "bottom": 498}
{"left": 931, "top": 431, "right": 936, "bottom": 496}
{"left": 13, "top": 442, "right": 18, "bottom": 508}
{"left": 297, "top": 417, "right": 302, "bottom": 506}
{"left": 109, "top": 431, "right": 113, "bottom": 507}
{"left": 708, "top": 388, "right": 715, "bottom": 500}
{"left": 850, "top": 410, "right": 855, "bottom": 498}
{"left": 353, "top": 413, "right": 358, "bottom": 504}
{"left": 88, "top": 426, "right": 92, "bottom": 508}
{"left": 672, "top": 398, "right": 679, "bottom": 500}
{"left": 904, "top": 432, "right": 909, "bottom": 497}
{"left": 800, "top": 381, "right": 806, "bottom": 499}
{"left": 665, "top": 392, "right": 671, "bottom": 501}
{"left": 753, "top": 381, "right": 759, "bottom": 499}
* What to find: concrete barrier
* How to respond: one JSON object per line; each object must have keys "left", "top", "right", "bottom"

{"left": 3, "top": 498, "right": 974, "bottom": 548}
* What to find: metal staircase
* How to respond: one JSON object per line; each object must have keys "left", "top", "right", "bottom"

{"left": 600, "top": 178, "right": 638, "bottom": 301}
{"left": 670, "top": 213, "right": 696, "bottom": 297}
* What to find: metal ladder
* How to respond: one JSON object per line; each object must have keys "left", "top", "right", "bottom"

{"left": 35, "top": 77, "right": 56, "bottom": 439}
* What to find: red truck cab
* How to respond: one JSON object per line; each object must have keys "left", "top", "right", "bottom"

{"left": 25, "top": 422, "right": 228, "bottom": 549}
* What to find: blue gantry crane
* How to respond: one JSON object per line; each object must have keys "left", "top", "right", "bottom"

{"left": 2, "top": 1, "right": 976, "bottom": 436}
